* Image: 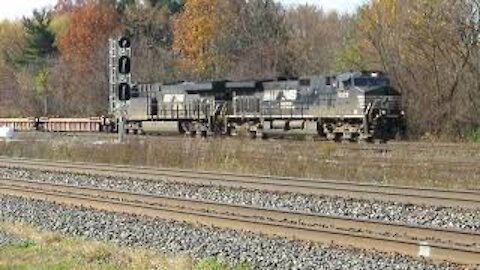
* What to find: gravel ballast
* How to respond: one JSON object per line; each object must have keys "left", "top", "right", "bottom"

{"left": 1, "top": 167, "right": 479, "bottom": 232}
{"left": 0, "top": 195, "right": 461, "bottom": 269}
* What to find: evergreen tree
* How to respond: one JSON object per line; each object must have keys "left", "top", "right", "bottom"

{"left": 147, "top": 0, "right": 185, "bottom": 13}
{"left": 18, "top": 9, "right": 57, "bottom": 67}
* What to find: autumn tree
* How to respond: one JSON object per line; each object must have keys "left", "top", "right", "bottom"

{"left": 173, "top": 0, "right": 290, "bottom": 79}
{"left": 343, "top": 0, "right": 480, "bottom": 138}
{"left": 0, "top": 21, "right": 25, "bottom": 66}
{"left": 0, "top": 21, "right": 26, "bottom": 116}
{"left": 124, "top": 1, "right": 182, "bottom": 82}
{"left": 286, "top": 5, "right": 351, "bottom": 75}
{"left": 173, "top": 0, "right": 224, "bottom": 78}
{"left": 58, "top": 1, "right": 120, "bottom": 72}
{"left": 228, "top": 0, "right": 290, "bottom": 79}
{"left": 124, "top": 0, "right": 182, "bottom": 47}
{"left": 41, "top": 1, "right": 121, "bottom": 116}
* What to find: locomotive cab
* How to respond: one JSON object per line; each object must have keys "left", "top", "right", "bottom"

{"left": 342, "top": 71, "right": 404, "bottom": 140}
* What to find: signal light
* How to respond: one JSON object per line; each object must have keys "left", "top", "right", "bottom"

{"left": 118, "top": 83, "right": 131, "bottom": 101}
{"left": 118, "top": 37, "right": 131, "bottom": 49}
{"left": 118, "top": 56, "right": 131, "bottom": 75}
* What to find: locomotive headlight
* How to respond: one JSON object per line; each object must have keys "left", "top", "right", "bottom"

{"left": 401, "top": 110, "right": 405, "bottom": 116}
{"left": 381, "top": 109, "right": 387, "bottom": 116}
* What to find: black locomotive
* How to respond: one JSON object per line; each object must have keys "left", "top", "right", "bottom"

{"left": 119, "top": 72, "right": 404, "bottom": 142}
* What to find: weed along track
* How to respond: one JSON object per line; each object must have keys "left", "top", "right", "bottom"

{"left": 0, "top": 177, "right": 478, "bottom": 265}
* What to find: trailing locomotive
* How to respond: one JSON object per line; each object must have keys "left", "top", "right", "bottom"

{"left": 229, "top": 71, "right": 404, "bottom": 141}
{"left": 119, "top": 71, "right": 404, "bottom": 142}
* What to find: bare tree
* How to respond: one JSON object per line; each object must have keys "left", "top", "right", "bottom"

{"left": 348, "top": 0, "right": 480, "bottom": 138}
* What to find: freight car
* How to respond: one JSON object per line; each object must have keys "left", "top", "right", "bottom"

{"left": 0, "top": 118, "right": 37, "bottom": 131}
{"left": 119, "top": 71, "right": 405, "bottom": 142}
{"left": 0, "top": 117, "right": 114, "bottom": 133}
{"left": 36, "top": 117, "right": 114, "bottom": 133}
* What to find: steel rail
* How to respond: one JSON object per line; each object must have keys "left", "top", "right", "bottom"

{"left": 2, "top": 177, "right": 479, "bottom": 248}
{"left": 0, "top": 157, "right": 479, "bottom": 209}
{"left": 237, "top": 155, "right": 480, "bottom": 170}
{"left": 0, "top": 178, "right": 478, "bottom": 265}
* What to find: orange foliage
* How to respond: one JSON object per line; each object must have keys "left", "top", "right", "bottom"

{"left": 58, "top": 1, "right": 120, "bottom": 72}
{"left": 173, "top": 0, "right": 222, "bottom": 77}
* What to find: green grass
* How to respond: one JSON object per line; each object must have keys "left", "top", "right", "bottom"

{"left": 467, "top": 129, "right": 480, "bottom": 143}
{"left": 195, "top": 258, "right": 249, "bottom": 270}
{"left": 0, "top": 222, "right": 248, "bottom": 270}
{"left": 0, "top": 239, "right": 117, "bottom": 270}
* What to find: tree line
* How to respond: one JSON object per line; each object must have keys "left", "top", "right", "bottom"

{"left": 0, "top": 0, "right": 478, "bottom": 140}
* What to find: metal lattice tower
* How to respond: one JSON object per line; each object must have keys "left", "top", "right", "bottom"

{"left": 108, "top": 38, "right": 132, "bottom": 115}
{"left": 108, "top": 38, "right": 118, "bottom": 115}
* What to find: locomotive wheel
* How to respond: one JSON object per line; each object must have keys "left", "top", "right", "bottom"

{"left": 317, "top": 121, "right": 327, "bottom": 138}
{"left": 349, "top": 133, "right": 360, "bottom": 143}
{"left": 333, "top": 133, "right": 343, "bottom": 143}
{"left": 227, "top": 126, "right": 237, "bottom": 137}
{"left": 178, "top": 122, "right": 187, "bottom": 134}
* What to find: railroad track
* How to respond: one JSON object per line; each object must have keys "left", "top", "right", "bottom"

{"left": 0, "top": 177, "right": 478, "bottom": 265}
{"left": 0, "top": 157, "right": 479, "bottom": 209}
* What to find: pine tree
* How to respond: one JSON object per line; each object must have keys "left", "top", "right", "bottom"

{"left": 18, "top": 9, "right": 57, "bottom": 67}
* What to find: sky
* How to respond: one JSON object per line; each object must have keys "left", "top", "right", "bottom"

{"left": 0, "top": 0, "right": 368, "bottom": 21}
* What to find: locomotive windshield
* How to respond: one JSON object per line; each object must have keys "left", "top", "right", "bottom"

{"left": 354, "top": 77, "right": 389, "bottom": 87}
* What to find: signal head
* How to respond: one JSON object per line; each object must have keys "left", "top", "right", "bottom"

{"left": 118, "top": 83, "right": 131, "bottom": 101}
{"left": 118, "top": 37, "right": 131, "bottom": 49}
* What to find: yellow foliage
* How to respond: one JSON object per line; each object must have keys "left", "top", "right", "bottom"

{"left": 49, "top": 14, "right": 70, "bottom": 44}
{"left": 0, "top": 20, "right": 25, "bottom": 66}
{"left": 359, "top": 0, "right": 398, "bottom": 32}
{"left": 173, "top": 0, "right": 223, "bottom": 77}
